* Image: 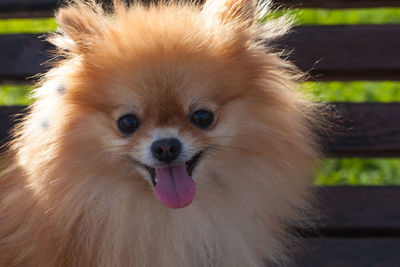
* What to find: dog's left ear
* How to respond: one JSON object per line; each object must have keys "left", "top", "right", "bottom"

{"left": 52, "top": 1, "right": 106, "bottom": 54}
{"left": 202, "top": 0, "right": 256, "bottom": 27}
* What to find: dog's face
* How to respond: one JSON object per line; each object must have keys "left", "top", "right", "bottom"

{"left": 45, "top": 2, "right": 267, "bottom": 209}
{"left": 71, "top": 53, "right": 250, "bottom": 209}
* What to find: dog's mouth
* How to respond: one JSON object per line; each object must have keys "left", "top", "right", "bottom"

{"left": 145, "top": 151, "right": 203, "bottom": 187}
{"left": 127, "top": 151, "right": 204, "bottom": 209}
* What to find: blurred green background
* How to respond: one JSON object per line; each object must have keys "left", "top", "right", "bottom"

{"left": 1, "top": 8, "right": 400, "bottom": 185}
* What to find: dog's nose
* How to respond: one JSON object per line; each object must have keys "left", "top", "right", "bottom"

{"left": 151, "top": 138, "right": 182, "bottom": 163}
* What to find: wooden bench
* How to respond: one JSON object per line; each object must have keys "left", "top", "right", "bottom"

{"left": 1, "top": 0, "right": 400, "bottom": 265}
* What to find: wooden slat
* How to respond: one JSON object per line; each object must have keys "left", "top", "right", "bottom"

{"left": 297, "top": 238, "right": 400, "bottom": 267}
{"left": 0, "top": 103, "right": 400, "bottom": 157}
{"left": 0, "top": 0, "right": 58, "bottom": 19}
{"left": 2, "top": 25, "right": 400, "bottom": 82}
{"left": 2, "top": 0, "right": 400, "bottom": 18}
{"left": 325, "top": 103, "right": 400, "bottom": 157}
{"left": 0, "top": 106, "right": 25, "bottom": 146}
{"left": 0, "top": 0, "right": 130, "bottom": 18}
{"left": 299, "top": 187, "right": 400, "bottom": 265}
{"left": 0, "top": 34, "right": 52, "bottom": 82}
{"left": 276, "top": 25, "right": 400, "bottom": 81}
{"left": 275, "top": 0, "right": 400, "bottom": 9}
{"left": 317, "top": 186, "right": 400, "bottom": 231}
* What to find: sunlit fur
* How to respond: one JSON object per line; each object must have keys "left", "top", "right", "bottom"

{"left": 0, "top": 0, "right": 319, "bottom": 266}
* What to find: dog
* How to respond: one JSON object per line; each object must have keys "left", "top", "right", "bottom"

{"left": 0, "top": 0, "right": 319, "bottom": 266}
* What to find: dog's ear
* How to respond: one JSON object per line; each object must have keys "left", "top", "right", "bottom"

{"left": 53, "top": 1, "right": 106, "bottom": 53}
{"left": 202, "top": 0, "right": 256, "bottom": 27}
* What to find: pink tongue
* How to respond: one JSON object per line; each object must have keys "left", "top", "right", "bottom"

{"left": 154, "top": 163, "right": 196, "bottom": 209}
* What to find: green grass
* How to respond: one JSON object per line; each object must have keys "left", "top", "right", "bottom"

{"left": 295, "top": 8, "right": 400, "bottom": 25}
{"left": 0, "top": 8, "right": 399, "bottom": 34}
{"left": 0, "top": 85, "right": 31, "bottom": 105}
{"left": 1, "top": 8, "right": 400, "bottom": 185}
{"left": 4, "top": 81, "right": 400, "bottom": 105}
{"left": 0, "top": 18, "right": 57, "bottom": 34}
{"left": 301, "top": 81, "right": 400, "bottom": 102}
{"left": 262, "top": 8, "right": 400, "bottom": 25}
{"left": 315, "top": 159, "right": 400, "bottom": 185}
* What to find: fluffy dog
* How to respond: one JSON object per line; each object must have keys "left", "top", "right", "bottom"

{"left": 0, "top": 0, "right": 319, "bottom": 266}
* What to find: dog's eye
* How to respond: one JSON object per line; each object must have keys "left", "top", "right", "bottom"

{"left": 117, "top": 114, "right": 140, "bottom": 135}
{"left": 191, "top": 109, "right": 214, "bottom": 129}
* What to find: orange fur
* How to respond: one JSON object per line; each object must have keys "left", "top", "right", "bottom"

{"left": 0, "top": 0, "right": 319, "bottom": 266}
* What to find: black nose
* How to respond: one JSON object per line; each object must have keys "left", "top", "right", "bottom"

{"left": 151, "top": 138, "right": 182, "bottom": 163}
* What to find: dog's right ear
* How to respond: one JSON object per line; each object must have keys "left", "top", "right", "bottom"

{"left": 202, "top": 0, "right": 256, "bottom": 28}
{"left": 52, "top": 1, "right": 106, "bottom": 54}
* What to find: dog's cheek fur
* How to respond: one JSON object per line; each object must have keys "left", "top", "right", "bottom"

{"left": 194, "top": 92, "right": 317, "bottom": 263}
{"left": 1, "top": 106, "right": 156, "bottom": 266}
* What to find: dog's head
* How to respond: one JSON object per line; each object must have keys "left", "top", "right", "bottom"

{"left": 15, "top": 0, "right": 316, "bottom": 212}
